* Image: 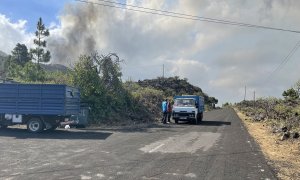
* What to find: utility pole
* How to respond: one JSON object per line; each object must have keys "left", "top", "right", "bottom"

{"left": 244, "top": 86, "right": 247, "bottom": 101}
{"left": 253, "top": 91, "right": 256, "bottom": 109}
{"left": 162, "top": 64, "right": 165, "bottom": 78}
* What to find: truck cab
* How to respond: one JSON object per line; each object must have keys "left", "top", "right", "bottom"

{"left": 172, "top": 95, "right": 204, "bottom": 124}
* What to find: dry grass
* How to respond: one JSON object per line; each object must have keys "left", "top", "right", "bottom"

{"left": 235, "top": 109, "right": 300, "bottom": 180}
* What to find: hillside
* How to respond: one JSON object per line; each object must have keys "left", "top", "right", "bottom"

{"left": 137, "top": 77, "right": 218, "bottom": 106}
{"left": 40, "top": 63, "right": 68, "bottom": 72}
{"left": 121, "top": 77, "right": 218, "bottom": 124}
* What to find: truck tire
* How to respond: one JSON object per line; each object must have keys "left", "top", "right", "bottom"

{"left": 27, "top": 118, "right": 44, "bottom": 133}
{"left": 175, "top": 119, "right": 178, "bottom": 124}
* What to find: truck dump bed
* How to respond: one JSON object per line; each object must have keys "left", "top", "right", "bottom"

{"left": 0, "top": 83, "right": 80, "bottom": 116}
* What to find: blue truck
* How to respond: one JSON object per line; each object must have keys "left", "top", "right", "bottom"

{"left": 0, "top": 83, "right": 80, "bottom": 132}
{"left": 172, "top": 95, "right": 204, "bottom": 124}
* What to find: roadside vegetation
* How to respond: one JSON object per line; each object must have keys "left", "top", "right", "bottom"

{"left": 234, "top": 83, "right": 300, "bottom": 179}
{"left": 235, "top": 85, "right": 300, "bottom": 140}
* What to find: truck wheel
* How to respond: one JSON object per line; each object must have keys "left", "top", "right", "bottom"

{"left": 27, "top": 118, "right": 44, "bottom": 133}
{"left": 175, "top": 119, "right": 178, "bottom": 124}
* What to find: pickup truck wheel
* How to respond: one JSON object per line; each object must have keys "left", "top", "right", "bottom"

{"left": 27, "top": 118, "right": 44, "bottom": 133}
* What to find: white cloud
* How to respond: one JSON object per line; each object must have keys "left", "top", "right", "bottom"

{"left": 168, "top": 59, "right": 209, "bottom": 79}
{"left": 0, "top": 14, "right": 33, "bottom": 54}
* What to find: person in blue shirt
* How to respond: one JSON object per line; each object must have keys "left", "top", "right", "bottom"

{"left": 161, "top": 99, "right": 168, "bottom": 124}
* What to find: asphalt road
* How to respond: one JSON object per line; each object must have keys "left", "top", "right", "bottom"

{"left": 0, "top": 108, "right": 276, "bottom": 180}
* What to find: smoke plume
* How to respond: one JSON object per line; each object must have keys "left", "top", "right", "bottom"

{"left": 48, "top": 3, "right": 106, "bottom": 65}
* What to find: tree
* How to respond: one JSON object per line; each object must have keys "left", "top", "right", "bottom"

{"left": 294, "top": 80, "right": 300, "bottom": 96}
{"left": 30, "top": 17, "right": 51, "bottom": 66}
{"left": 4, "top": 43, "right": 46, "bottom": 81}
{"left": 22, "top": 62, "right": 46, "bottom": 82}
{"left": 3, "top": 43, "right": 30, "bottom": 79}
{"left": 92, "top": 53, "right": 132, "bottom": 113}
{"left": 11, "top": 43, "right": 30, "bottom": 66}
{"left": 282, "top": 88, "right": 299, "bottom": 100}
{"left": 71, "top": 53, "right": 131, "bottom": 122}
{"left": 222, "top": 102, "right": 230, "bottom": 107}
{"left": 0, "top": 51, "right": 8, "bottom": 78}
{"left": 71, "top": 54, "right": 103, "bottom": 99}
{"left": 93, "top": 53, "right": 123, "bottom": 92}
{"left": 208, "top": 96, "right": 218, "bottom": 108}
{"left": 71, "top": 54, "right": 109, "bottom": 121}
{"left": 5, "top": 56, "right": 22, "bottom": 78}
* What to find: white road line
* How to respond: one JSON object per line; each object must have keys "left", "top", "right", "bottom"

{"left": 149, "top": 143, "right": 165, "bottom": 153}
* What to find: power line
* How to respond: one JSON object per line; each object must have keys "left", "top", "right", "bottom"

{"left": 96, "top": 0, "right": 300, "bottom": 33}
{"left": 75, "top": 0, "right": 300, "bottom": 34}
{"left": 265, "top": 40, "right": 300, "bottom": 83}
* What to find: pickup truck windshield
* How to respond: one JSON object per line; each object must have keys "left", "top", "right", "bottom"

{"left": 174, "top": 99, "right": 195, "bottom": 107}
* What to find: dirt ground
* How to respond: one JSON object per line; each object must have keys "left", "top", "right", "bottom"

{"left": 235, "top": 109, "right": 300, "bottom": 180}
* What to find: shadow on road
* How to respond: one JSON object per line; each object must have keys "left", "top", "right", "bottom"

{"left": 82, "top": 123, "right": 184, "bottom": 133}
{"left": 200, "top": 120, "right": 231, "bottom": 126}
{"left": 172, "top": 119, "right": 231, "bottom": 126}
{"left": 0, "top": 128, "right": 112, "bottom": 140}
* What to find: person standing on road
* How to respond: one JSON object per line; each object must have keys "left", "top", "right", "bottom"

{"left": 167, "top": 100, "right": 172, "bottom": 123}
{"left": 161, "top": 99, "right": 168, "bottom": 124}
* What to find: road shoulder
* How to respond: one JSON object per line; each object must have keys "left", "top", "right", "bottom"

{"left": 234, "top": 108, "right": 300, "bottom": 180}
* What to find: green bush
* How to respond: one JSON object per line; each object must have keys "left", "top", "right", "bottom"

{"left": 124, "top": 81, "right": 164, "bottom": 116}
{"left": 274, "top": 104, "right": 292, "bottom": 118}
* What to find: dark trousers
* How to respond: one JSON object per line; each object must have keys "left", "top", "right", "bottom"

{"left": 167, "top": 112, "right": 171, "bottom": 122}
{"left": 162, "top": 112, "right": 168, "bottom": 123}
